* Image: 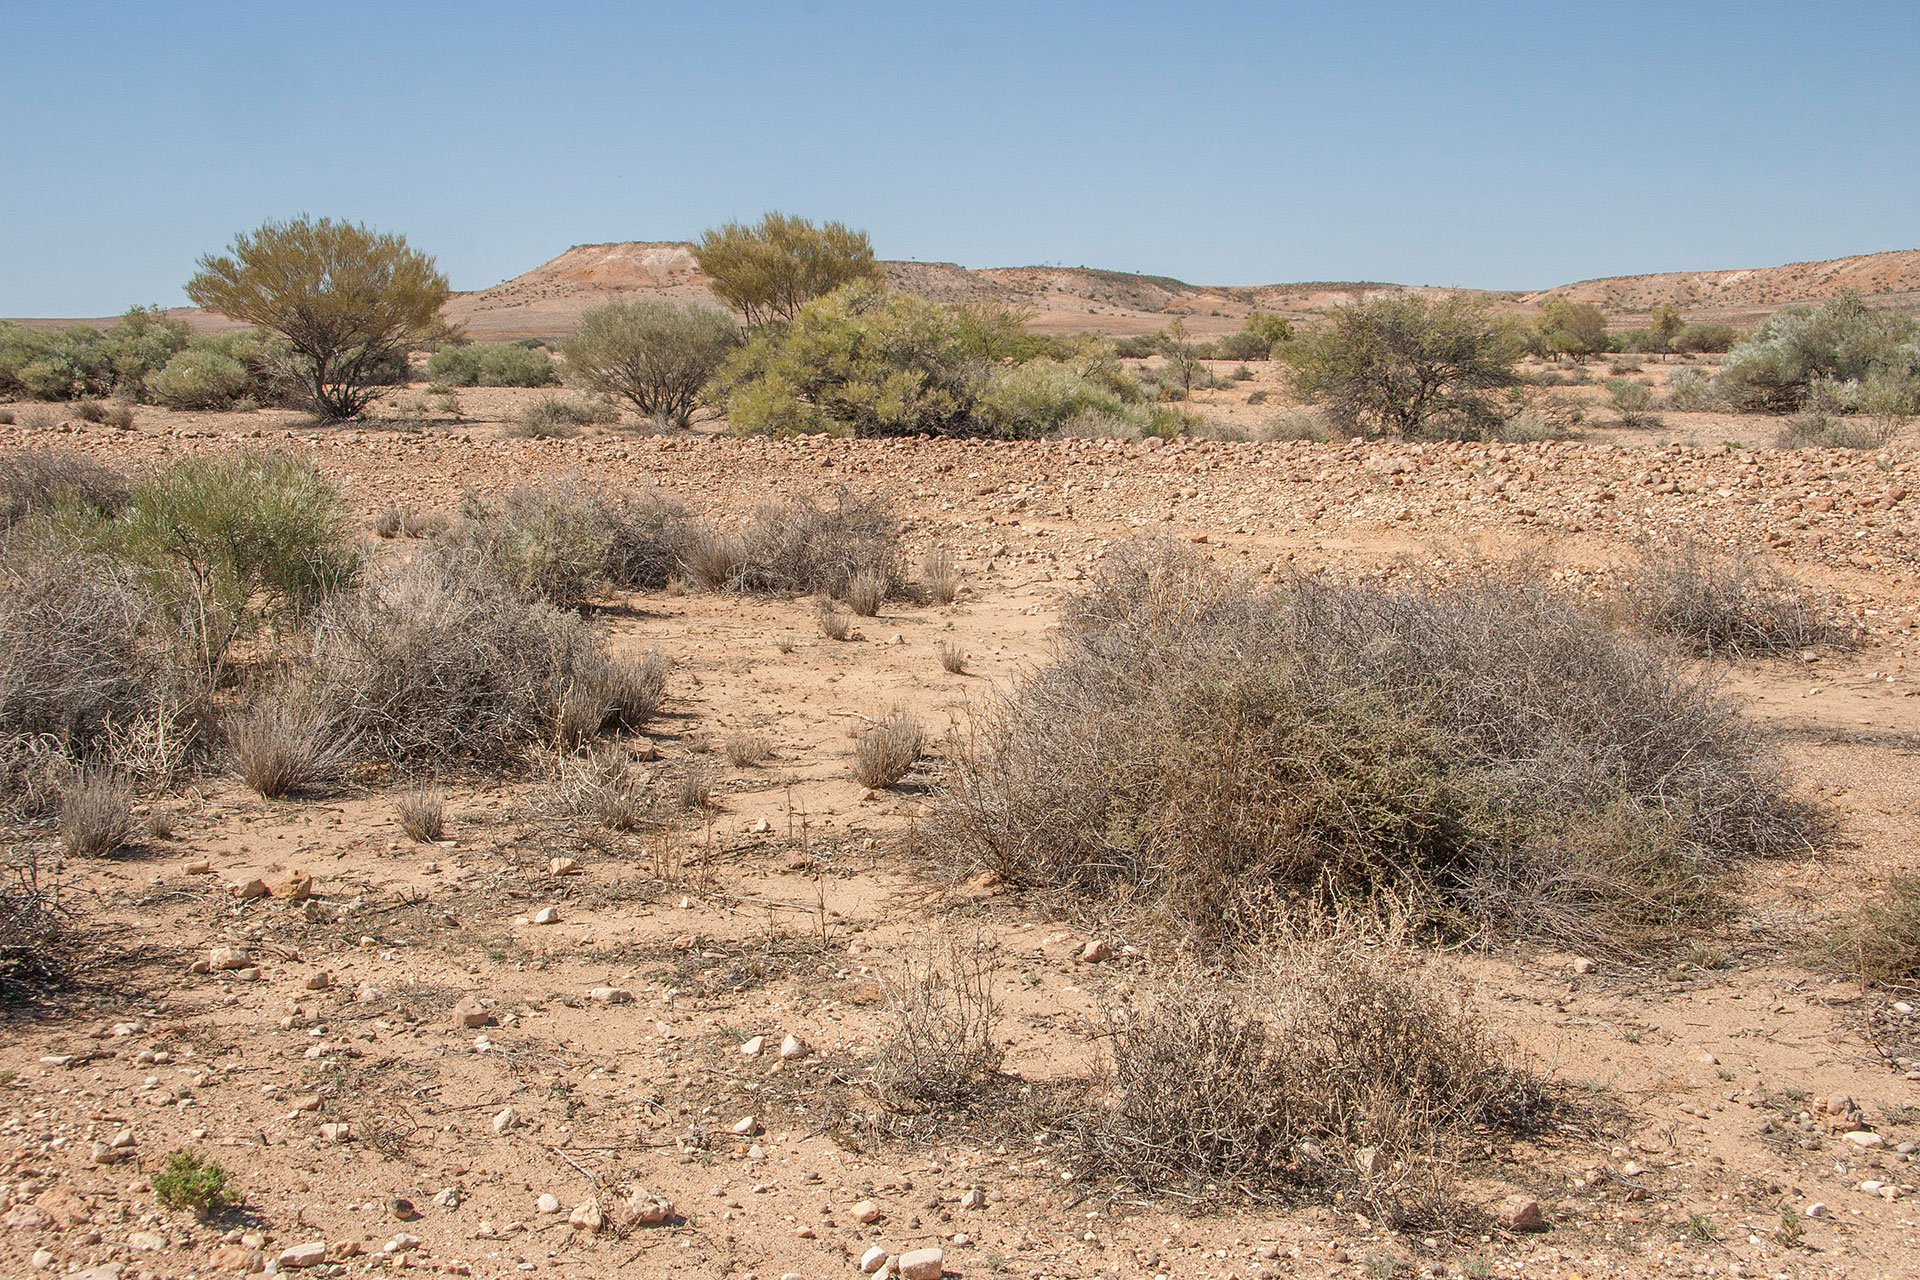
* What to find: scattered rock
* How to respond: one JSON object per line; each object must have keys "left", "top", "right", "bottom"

{"left": 537, "top": 1193, "right": 561, "bottom": 1214}
{"left": 861, "top": 1245, "right": 891, "bottom": 1272}
{"left": 851, "top": 1198, "right": 882, "bottom": 1224}
{"left": 1571, "top": 957, "right": 1596, "bottom": 974}
{"left": 127, "top": 1229, "right": 167, "bottom": 1250}
{"left": 626, "top": 1190, "right": 674, "bottom": 1226}
{"left": 569, "top": 1199, "right": 605, "bottom": 1232}
{"left": 1496, "top": 1194, "right": 1547, "bottom": 1232}
{"left": 549, "top": 857, "right": 581, "bottom": 876}
{"left": 779, "top": 1033, "right": 809, "bottom": 1060}
{"left": 1842, "top": 1130, "right": 1885, "bottom": 1149}
{"left": 1078, "top": 939, "right": 1114, "bottom": 963}
{"left": 209, "top": 1246, "right": 265, "bottom": 1273}
{"left": 491, "top": 1107, "right": 519, "bottom": 1134}
{"left": 281, "top": 870, "right": 314, "bottom": 901}
{"left": 319, "top": 1121, "right": 352, "bottom": 1142}
{"left": 1805, "top": 1201, "right": 1829, "bottom": 1218}
{"left": 588, "top": 986, "right": 633, "bottom": 1005}
{"left": 433, "top": 1186, "right": 461, "bottom": 1209}
{"left": 960, "top": 1188, "right": 986, "bottom": 1210}
{"left": 740, "top": 1034, "right": 766, "bottom": 1057}
{"left": 451, "top": 996, "right": 494, "bottom": 1029}
{"left": 304, "top": 970, "right": 331, "bottom": 990}
{"left": 389, "top": 1197, "right": 418, "bottom": 1221}
{"left": 288, "top": 1093, "right": 322, "bottom": 1112}
{"left": 897, "top": 1246, "right": 945, "bottom": 1280}
{"left": 731, "top": 1115, "right": 759, "bottom": 1135}
{"left": 278, "top": 1241, "right": 329, "bottom": 1269}
{"left": 531, "top": 906, "right": 561, "bottom": 925}
{"left": 209, "top": 946, "right": 252, "bottom": 971}
{"left": 231, "top": 878, "right": 270, "bottom": 901}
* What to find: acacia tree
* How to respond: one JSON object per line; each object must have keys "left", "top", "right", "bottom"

{"left": 185, "top": 217, "right": 448, "bottom": 420}
{"left": 693, "top": 212, "right": 883, "bottom": 328}
{"left": 1536, "top": 300, "right": 1609, "bottom": 364}
{"left": 560, "top": 300, "right": 740, "bottom": 427}
{"left": 1650, "top": 304, "right": 1685, "bottom": 359}
{"left": 1284, "top": 293, "right": 1522, "bottom": 437}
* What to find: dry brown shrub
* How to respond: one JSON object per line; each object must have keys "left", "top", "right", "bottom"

{"left": 301, "top": 552, "right": 621, "bottom": 764}
{"left": 937, "top": 641, "right": 969, "bottom": 674}
{"left": 672, "top": 768, "right": 714, "bottom": 812}
{"left": 0, "top": 853, "right": 69, "bottom": 986}
{"left": 853, "top": 709, "right": 923, "bottom": 789}
{"left": 58, "top": 767, "right": 135, "bottom": 856}
{"left": 396, "top": 787, "right": 445, "bottom": 843}
{"left": 1842, "top": 875, "right": 1920, "bottom": 987}
{"left": 930, "top": 535, "right": 1817, "bottom": 954}
{"left": 873, "top": 930, "right": 1003, "bottom": 1112}
{"left": 735, "top": 490, "right": 900, "bottom": 597}
{"left": 370, "top": 508, "right": 403, "bottom": 539}
{"left": 683, "top": 527, "right": 746, "bottom": 590}
{"left": 1621, "top": 541, "right": 1859, "bottom": 658}
{"left": 1074, "top": 922, "right": 1545, "bottom": 1225}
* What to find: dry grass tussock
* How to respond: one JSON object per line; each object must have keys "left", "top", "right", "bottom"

{"left": 715, "top": 490, "right": 902, "bottom": 600}
{"left": 921, "top": 547, "right": 960, "bottom": 605}
{"left": 1073, "top": 920, "right": 1547, "bottom": 1227}
{"left": 227, "top": 684, "right": 356, "bottom": 798}
{"left": 0, "top": 854, "right": 69, "bottom": 988}
{"left": 929, "top": 536, "right": 1819, "bottom": 954}
{"left": 854, "top": 709, "right": 924, "bottom": 789}
{"left": 397, "top": 787, "right": 445, "bottom": 843}
{"left": 1620, "top": 541, "right": 1859, "bottom": 658}
{"left": 58, "top": 767, "right": 136, "bottom": 856}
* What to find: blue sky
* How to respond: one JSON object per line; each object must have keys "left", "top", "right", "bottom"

{"left": 3, "top": 1, "right": 1916, "bottom": 316}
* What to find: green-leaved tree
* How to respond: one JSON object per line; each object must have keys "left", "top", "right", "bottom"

{"left": 693, "top": 212, "right": 883, "bottom": 328}
{"left": 561, "top": 300, "right": 741, "bottom": 428}
{"left": 186, "top": 217, "right": 449, "bottom": 421}
{"left": 1284, "top": 293, "right": 1523, "bottom": 437}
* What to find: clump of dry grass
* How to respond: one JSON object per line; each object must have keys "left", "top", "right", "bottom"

{"left": 937, "top": 641, "right": 969, "bottom": 674}
{"left": 921, "top": 548, "right": 960, "bottom": 605}
{"left": 538, "top": 746, "right": 660, "bottom": 832}
{"left": 873, "top": 931, "right": 1003, "bottom": 1112}
{"left": 845, "top": 570, "right": 887, "bottom": 618}
{"left": 817, "top": 600, "right": 852, "bottom": 641}
{"left": 1842, "top": 875, "right": 1920, "bottom": 987}
{"left": 370, "top": 508, "right": 404, "bottom": 539}
{"left": 673, "top": 768, "right": 714, "bottom": 812}
{"left": 1620, "top": 541, "right": 1858, "bottom": 658}
{"left": 1073, "top": 923, "right": 1546, "bottom": 1226}
{"left": 930, "top": 536, "right": 1818, "bottom": 954}
{"left": 724, "top": 731, "right": 773, "bottom": 768}
{"left": 102, "top": 403, "right": 135, "bottom": 430}
{"left": 58, "top": 767, "right": 135, "bottom": 856}
{"left": 227, "top": 687, "right": 354, "bottom": 798}
{"left": 73, "top": 398, "right": 108, "bottom": 423}
{"left": 397, "top": 787, "right": 445, "bottom": 843}
{"left": 854, "top": 709, "right": 924, "bottom": 789}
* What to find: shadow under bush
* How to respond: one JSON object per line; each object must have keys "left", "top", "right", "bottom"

{"left": 928, "top": 537, "right": 1819, "bottom": 954}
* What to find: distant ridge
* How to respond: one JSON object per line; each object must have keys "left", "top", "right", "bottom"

{"left": 15, "top": 245, "right": 1920, "bottom": 340}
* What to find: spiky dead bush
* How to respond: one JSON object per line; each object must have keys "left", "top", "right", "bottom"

{"left": 873, "top": 931, "right": 1003, "bottom": 1112}
{"left": 1621, "top": 542, "right": 1858, "bottom": 658}
{"left": 603, "top": 491, "right": 695, "bottom": 590}
{"left": 396, "top": 787, "right": 445, "bottom": 843}
{"left": 732, "top": 491, "right": 900, "bottom": 598}
{"left": 1074, "top": 925, "right": 1544, "bottom": 1223}
{"left": 299, "top": 552, "right": 647, "bottom": 764}
{"left": 0, "top": 853, "right": 69, "bottom": 987}
{"left": 930, "top": 537, "right": 1816, "bottom": 953}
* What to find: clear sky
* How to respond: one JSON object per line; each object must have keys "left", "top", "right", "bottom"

{"left": 3, "top": 0, "right": 1916, "bottom": 316}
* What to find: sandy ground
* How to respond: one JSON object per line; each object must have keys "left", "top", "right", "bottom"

{"left": 2, "top": 373, "right": 1919, "bottom": 1280}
